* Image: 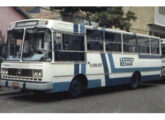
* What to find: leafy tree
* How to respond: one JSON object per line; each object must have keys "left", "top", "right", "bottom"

{"left": 50, "top": 7, "right": 137, "bottom": 31}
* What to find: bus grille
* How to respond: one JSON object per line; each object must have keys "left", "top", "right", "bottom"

{"left": 8, "top": 69, "right": 32, "bottom": 77}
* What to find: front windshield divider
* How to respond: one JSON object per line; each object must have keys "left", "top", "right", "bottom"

{"left": 20, "top": 28, "right": 26, "bottom": 62}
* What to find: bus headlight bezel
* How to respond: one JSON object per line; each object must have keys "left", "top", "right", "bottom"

{"left": 2, "top": 69, "right": 8, "bottom": 75}
{"left": 32, "top": 70, "right": 42, "bottom": 78}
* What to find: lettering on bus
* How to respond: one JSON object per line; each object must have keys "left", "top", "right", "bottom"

{"left": 88, "top": 62, "right": 103, "bottom": 67}
{"left": 120, "top": 57, "right": 134, "bottom": 66}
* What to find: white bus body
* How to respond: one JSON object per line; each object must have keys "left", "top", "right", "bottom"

{"left": 0, "top": 19, "right": 162, "bottom": 96}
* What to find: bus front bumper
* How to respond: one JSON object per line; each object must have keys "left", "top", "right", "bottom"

{"left": 0, "top": 79, "right": 53, "bottom": 91}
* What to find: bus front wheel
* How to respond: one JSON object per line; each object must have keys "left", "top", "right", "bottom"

{"left": 69, "top": 78, "right": 83, "bottom": 98}
{"left": 129, "top": 73, "right": 140, "bottom": 89}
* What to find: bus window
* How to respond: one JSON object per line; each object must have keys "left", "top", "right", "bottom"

{"left": 105, "top": 32, "right": 121, "bottom": 52}
{"left": 7, "top": 29, "right": 24, "bottom": 61}
{"left": 138, "top": 36, "right": 150, "bottom": 54}
{"left": 87, "top": 29, "right": 103, "bottom": 51}
{"left": 123, "top": 34, "right": 137, "bottom": 53}
{"left": 162, "top": 43, "right": 165, "bottom": 57}
{"left": 55, "top": 33, "right": 85, "bottom": 61}
{"left": 150, "top": 38, "right": 159, "bottom": 54}
{"left": 22, "top": 28, "right": 52, "bottom": 62}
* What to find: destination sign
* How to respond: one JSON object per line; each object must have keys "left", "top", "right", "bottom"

{"left": 16, "top": 21, "right": 38, "bottom": 27}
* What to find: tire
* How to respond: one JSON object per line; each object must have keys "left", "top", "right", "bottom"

{"left": 129, "top": 73, "right": 140, "bottom": 89}
{"left": 69, "top": 78, "right": 83, "bottom": 98}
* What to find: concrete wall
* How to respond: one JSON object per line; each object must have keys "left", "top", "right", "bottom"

{"left": 123, "top": 7, "right": 155, "bottom": 35}
{"left": 155, "top": 7, "right": 165, "bottom": 26}
{"left": 0, "top": 7, "right": 26, "bottom": 42}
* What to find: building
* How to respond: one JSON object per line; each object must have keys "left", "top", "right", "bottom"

{"left": 123, "top": 7, "right": 165, "bottom": 38}
{"left": 0, "top": 7, "right": 31, "bottom": 43}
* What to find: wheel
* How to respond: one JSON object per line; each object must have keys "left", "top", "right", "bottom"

{"left": 69, "top": 78, "right": 83, "bottom": 98}
{"left": 129, "top": 73, "right": 140, "bottom": 89}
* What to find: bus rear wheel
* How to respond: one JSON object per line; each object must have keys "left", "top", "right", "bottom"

{"left": 129, "top": 73, "right": 140, "bottom": 89}
{"left": 69, "top": 78, "right": 83, "bottom": 98}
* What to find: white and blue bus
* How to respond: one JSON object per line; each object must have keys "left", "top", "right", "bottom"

{"left": 0, "top": 19, "right": 162, "bottom": 97}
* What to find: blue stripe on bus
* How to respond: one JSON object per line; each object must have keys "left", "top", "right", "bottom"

{"left": 49, "top": 79, "right": 101, "bottom": 93}
{"left": 49, "top": 82, "right": 70, "bottom": 93}
{"left": 74, "top": 64, "right": 79, "bottom": 75}
{"left": 139, "top": 54, "right": 161, "bottom": 59}
{"left": 108, "top": 53, "right": 161, "bottom": 73}
{"left": 73, "top": 24, "right": 79, "bottom": 33}
{"left": 81, "top": 63, "right": 86, "bottom": 74}
{"left": 141, "top": 74, "right": 160, "bottom": 81}
{"left": 100, "top": 53, "right": 110, "bottom": 86}
{"left": 88, "top": 79, "right": 101, "bottom": 88}
{"left": 110, "top": 77, "right": 131, "bottom": 86}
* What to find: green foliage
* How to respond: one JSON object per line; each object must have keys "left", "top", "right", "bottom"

{"left": 50, "top": 7, "right": 137, "bottom": 31}
{"left": 93, "top": 7, "right": 137, "bottom": 31}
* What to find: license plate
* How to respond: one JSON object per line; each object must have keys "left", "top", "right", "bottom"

{"left": 12, "top": 82, "right": 19, "bottom": 89}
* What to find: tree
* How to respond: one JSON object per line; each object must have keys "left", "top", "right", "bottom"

{"left": 93, "top": 7, "right": 137, "bottom": 31}
{"left": 50, "top": 7, "right": 137, "bottom": 31}
{"left": 50, "top": 7, "right": 107, "bottom": 25}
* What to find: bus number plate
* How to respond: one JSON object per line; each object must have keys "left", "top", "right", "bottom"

{"left": 12, "top": 82, "right": 19, "bottom": 89}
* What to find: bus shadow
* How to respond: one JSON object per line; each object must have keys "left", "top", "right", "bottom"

{"left": 10, "top": 82, "right": 157, "bottom": 103}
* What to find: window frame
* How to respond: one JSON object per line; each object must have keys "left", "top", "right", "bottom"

{"left": 86, "top": 29, "right": 104, "bottom": 52}
{"left": 53, "top": 31, "right": 86, "bottom": 62}
{"left": 104, "top": 31, "right": 122, "bottom": 53}
{"left": 123, "top": 33, "right": 137, "bottom": 53}
{"left": 150, "top": 37, "right": 160, "bottom": 55}
{"left": 137, "top": 35, "right": 150, "bottom": 54}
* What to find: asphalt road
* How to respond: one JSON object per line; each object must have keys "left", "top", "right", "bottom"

{"left": 0, "top": 80, "right": 165, "bottom": 113}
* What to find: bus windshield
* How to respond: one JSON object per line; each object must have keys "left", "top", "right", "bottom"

{"left": 22, "top": 28, "right": 52, "bottom": 61}
{"left": 7, "top": 29, "right": 24, "bottom": 61}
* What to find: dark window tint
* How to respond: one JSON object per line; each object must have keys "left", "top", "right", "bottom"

{"left": 138, "top": 36, "right": 150, "bottom": 53}
{"left": 87, "top": 29, "right": 103, "bottom": 41}
{"left": 54, "top": 33, "right": 85, "bottom": 61}
{"left": 123, "top": 34, "right": 137, "bottom": 53}
{"left": 87, "top": 29, "right": 103, "bottom": 51}
{"left": 105, "top": 32, "right": 121, "bottom": 52}
{"left": 150, "top": 38, "right": 159, "bottom": 54}
{"left": 62, "top": 34, "right": 84, "bottom": 51}
{"left": 55, "top": 52, "right": 84, "bottom": 61}
{"left": 105, "top": 32, "right": 121, "bottom": 42}
{"left": 87, "top": 41, "right": 103, "bottom": 50}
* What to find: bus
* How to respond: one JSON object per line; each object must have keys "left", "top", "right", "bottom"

{"left": 0, "top": 43, "right": 6, "bottom": 78}
{"left": 161, "top": 39, "right": 165, "bottom": 78}
{"left": 0, "top": 19, "right": 162, "bottom": 97}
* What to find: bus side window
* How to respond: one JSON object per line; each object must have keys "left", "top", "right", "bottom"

{"left": 123, "top": 34, "right": 137, "bottom": 53}
{"left": 105, "top": 32, "right": 121, "bottom": 52}
{"left": 138, "top": 36, "right": 150, "bottom": 54}
{"left": 55, "top": 33, "right": 85, "bottom": 61}
{"left": 150, "top": 38, "right": 159, "bottom": 54}
{"left": 87, "top": 29, "right": 103, "bottom": 51}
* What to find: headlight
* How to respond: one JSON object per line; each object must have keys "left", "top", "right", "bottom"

{"left": 2, "top": 69, "right": 8, "bottom": 75}
{"left": 32, "top": 70, "right": 42, "bottom": 77}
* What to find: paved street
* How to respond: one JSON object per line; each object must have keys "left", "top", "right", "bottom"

{"left": 0, "top": 80, "right": 165, "bottom": 113}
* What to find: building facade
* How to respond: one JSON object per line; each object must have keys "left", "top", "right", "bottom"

{"left": 123, "top": 7, "right": 165, "bottom": 38}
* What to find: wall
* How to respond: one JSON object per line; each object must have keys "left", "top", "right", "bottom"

{"left": 155, "top": 7, "right": 165, "bottom": 26}
{"left": 123, "top": 7, "right": 155, "bottom": 35}
{"left": 0, "top": 7, "right": 26, "bottom": 42}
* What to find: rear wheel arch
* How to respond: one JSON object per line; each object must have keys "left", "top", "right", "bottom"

{"left": 72, "top": 74, "right": 88, "bottom": 89}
